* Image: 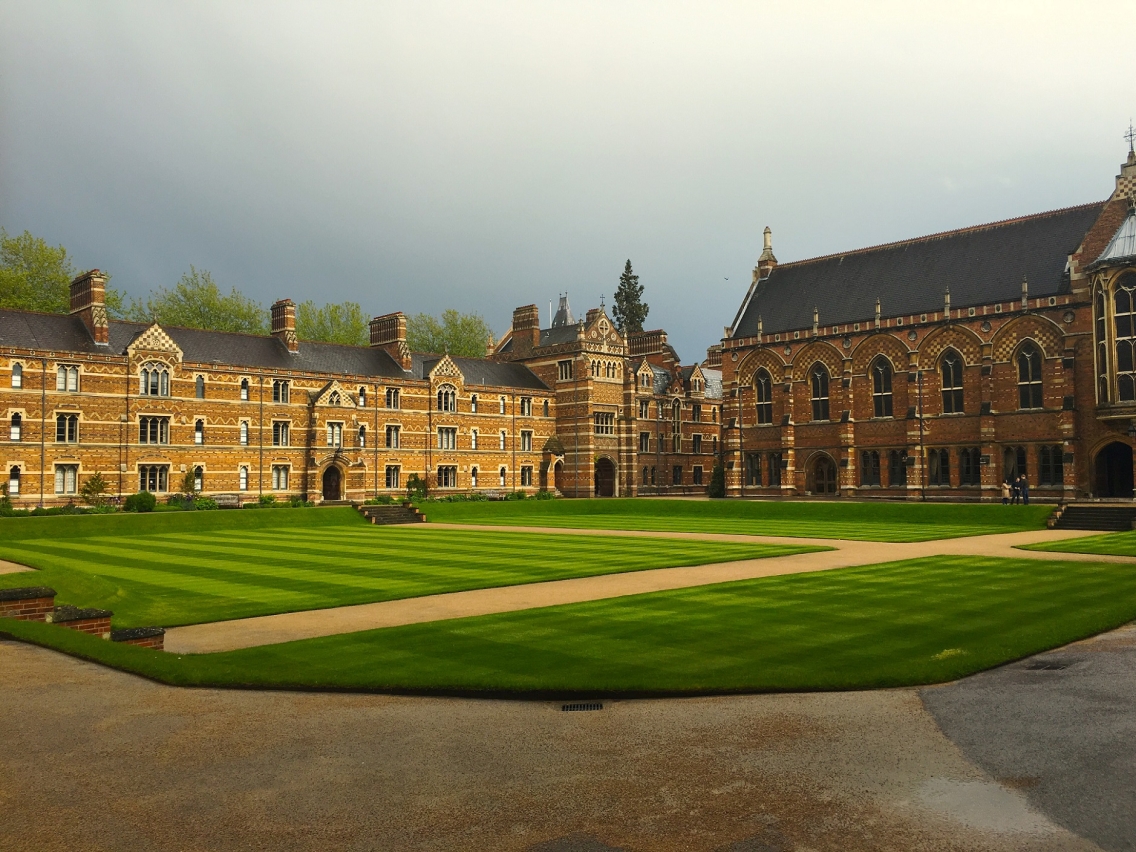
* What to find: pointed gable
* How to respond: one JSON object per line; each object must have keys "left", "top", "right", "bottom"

{"left": 311, "top": 379, "right": 357, "bottom": 408}
{"left": 126, "top": 323, "right": 183, "bottom": 363}
{"left": 427, "top": 353, "right": 465, "bottom": 385}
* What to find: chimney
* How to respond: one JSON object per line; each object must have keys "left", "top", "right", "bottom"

{"left": 369, "top": 311, "right": 412, "bottom": 370}
{"left": 69, "top": 270, "right": 110, "bottom": 345}
{"left": 755, "top": 226, "right": 778, "bottom": 281}
{"left": 271, "top": 299, "right": 299, "bottom": 353}
{"left": 509, "top": 304, "right": 541, "bottom": 355}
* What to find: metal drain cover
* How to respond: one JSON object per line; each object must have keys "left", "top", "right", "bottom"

{"left": 561, "top": 702, "right": 603, "bottom": 712}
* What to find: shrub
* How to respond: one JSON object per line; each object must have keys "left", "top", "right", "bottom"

{"left": 365, "top": 495, "right": 395, "bottom": 506}
{"left": 534, "top": 490, "right": 556, "bottom": 500}
{"left": 123, "top": 491, "right": 157, "bottom": 513}
{"left": 194, "top": 497, "right": 219, "bottom": 511}
{"left": 708, "top": 464, "right": 726, "bottom": 498}
{"left": 258, "top": 494, "right": 277, "bottom": 507}
{"left": 406, "top": 474, "right": 427, "bottom": 500}
{"left": 504, "top": 490, "right": 527, "bottom": 501}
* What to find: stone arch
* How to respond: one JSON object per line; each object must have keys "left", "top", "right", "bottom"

{"left": 990, "top": 315, "right": 1063, "bottom": 361}
{"left": 851, "top": 333, "right": 909, "bottom": 374}
{"left": 791, "top": 341, "right": 844, "bottom": 383}
{"left": 736, "top": 347, "right": 787, "bottom": 387}
{"left": 916, "top": 325, "right": 983, "bottom": 369}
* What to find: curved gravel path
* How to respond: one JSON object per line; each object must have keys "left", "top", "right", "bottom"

{"left": 164, "top": 526, "right": 1126, "bottom": 654}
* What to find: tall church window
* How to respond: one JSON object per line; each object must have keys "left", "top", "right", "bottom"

{"left": 767, "top": 452, "right": 782, "bottom": 486}
{"left": 940, "top": 351, "right": 964, "bottom": 414}
{"left": 1096, "top": 287, "right": 1110, "bottom": 402}
{"left": 810, "top": 364, "right": 830, "bottom": 421}
{"left": 861, "top": 450, "right": 881, "bottom": 486}
{"left": 888, "top": 450, "right": 907, "bottom": 486}
{"left": 755, "top": 369, "right": 773, "bottom": 424}
{"left": 1017, "top": 344, "right": 1043, "bottom": 409}
{"left": 1114, "top": 274, "right": 1136, "bottom": 402}
{"left": 959, "top": 447, "right": 981, "bottom": 486}
{"left": 871, "top": 358, "right": 893, "bottom": 418}
{"left": 928, "top": 449, "right": 949, "bottom": 486}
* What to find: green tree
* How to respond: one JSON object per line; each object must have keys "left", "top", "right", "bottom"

{"left": 295, "top": 300, "right": 368, "bottom": 346}
{"left": 0, "top": 228, "right": 125, "bottom": 317}
{"left": 612, "top": 259, "right": 648, "bottom": 334}
{"left": 406, "top": 309, "right": 493, "bottom": 357}
{"left": 79, "top": 471, "right": 110, "bottom": 508}
{"left": 708, "top": 463, "right": 726, "bottom": 498}
{"left": 128, "top": 266, "right": 267, "bottom": 334}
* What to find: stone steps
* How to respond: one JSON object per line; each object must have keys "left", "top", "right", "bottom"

{"left": 357, "top": 504, "right": 426, "bottom": 525}
{"left": 1051, "top": 504, "right": 1136, "bottom": 532}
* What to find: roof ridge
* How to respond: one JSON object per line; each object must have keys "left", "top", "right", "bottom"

{"left": 776, "top": 200, "right": 1105, "bottom": 270}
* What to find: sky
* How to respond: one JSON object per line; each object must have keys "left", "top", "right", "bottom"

{"left": 1, "top": 1, "right": 1133, "bottom": 361}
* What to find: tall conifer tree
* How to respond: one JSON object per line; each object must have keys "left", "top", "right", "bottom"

{"left": 612, "top": 259, "right": 648, "bottom": 333}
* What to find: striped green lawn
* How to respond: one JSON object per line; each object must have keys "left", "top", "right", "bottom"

{"left": 422, "top": 498, "right": 1052, "bottom": 541}
{"left": 6, "top": 554, "right": 1133, "bottom": 694}
{"left": 1020, "top": 530, "right": 1136, "bottom": 557}
{"left": 0, "top": 508, "right": 819, "bottom": 628}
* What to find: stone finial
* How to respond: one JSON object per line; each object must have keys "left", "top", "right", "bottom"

{"left": 757, "top": 225, "right": 778, "bottom": 279}
{"left": 1021, "top": 276, "right": 1029, "bottom": 310}
{"left": 875, "top": 298, "right": 881, "bottom": 329}
{"left": 944, "top": 288, "right": 951, "bottom": 319}
{"left": 812, "top": 307, "right": 819, "bottom": 336}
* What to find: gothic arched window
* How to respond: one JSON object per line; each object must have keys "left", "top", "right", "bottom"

{"left": 940, "top": 350, "right": 964, "bottom": 414}
{"left": 1017, "top": 344, "right": 1043, "bottom": 409}
{"left": 810, "top": 364, "right": 830, "bottom": 421}
{"left": 437, "top": 386, "right": 456, "bottom": 412}
{"left": 755, "top": 369, "right": 773, "bottom": 424}
{"left": 1114, "top": 273, "right": 1136, "bottom": 402}
{"left": 871, "top": 357, "right": 893, "bottom": 418}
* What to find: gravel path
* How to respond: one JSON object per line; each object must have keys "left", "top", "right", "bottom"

{"left": 0, "top": 559, "right": 34, "bottom": 575}
{"left": 164, "top": 526, "right": 1125, "bottom": 653}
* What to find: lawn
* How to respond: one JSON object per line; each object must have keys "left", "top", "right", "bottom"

{"left": 5, "top": 554, "right": 1133, "bottom": 695}
{"left": 1020, "top": 530, "right": 1136, "bottom": 557}
{"left": 422, "top": 498, "right": 1052, "bottom": 541}
{"left": 0, "top": 508, "right": 818, "bottom": 628}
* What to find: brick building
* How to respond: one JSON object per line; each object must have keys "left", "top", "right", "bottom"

{"left": 717, "top": 148, "right": 1136, "bottom": 501}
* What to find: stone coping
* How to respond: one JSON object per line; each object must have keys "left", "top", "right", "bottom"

{"left": 110, "top": 627, "right": 166, "bottom": 642}
{"left": 49, "top": 604, "right": 113, "bottom": 622}
{"left": 0, "top": 587, "right": 56, "bottom": 602}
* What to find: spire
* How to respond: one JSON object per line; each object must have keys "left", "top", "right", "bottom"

{"left": 755, "top": 225, "right": 778, "bottom": 281}
{"left": 551, "top": 293, "right": 575, "bottom": 327}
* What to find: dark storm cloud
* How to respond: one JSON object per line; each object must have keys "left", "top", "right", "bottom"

{"left": 1, "top": 1, "right": 1131, "bottom": 360}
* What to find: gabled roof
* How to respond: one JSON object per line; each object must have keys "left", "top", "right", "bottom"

{"left": 1093, "top": 207, "right": 1136, "bottom": 268}
{"left": 731, "top": 202, "right": 1104, "bottom": 337}
{"left": 409, "top": 353, "right": 549, "bottom": 390}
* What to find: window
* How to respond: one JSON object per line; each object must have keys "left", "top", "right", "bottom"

{"left": 471, "top": 467, "right": 479, "bottom": 489}
{"left": 470, "top": 394, "right": 478, "bottom": 413}
{"left": 940, "top": 352, "right": 964, "bottom": 414}
{"left": 9, "top": 466, "right": 20, "bottom": 496}
{"left": 1115, "top": 274, "right": 1136, "bottom": 401}
{"left": 520, "top": 466, "right": 533, "bottom": 487}
{"left": 272, "top": 421, "right": 289, "bottom": 446}
{"left": 959, "top": 447, "right": 981, "bottom": 486}
{"left": 193, "top": 466, "right": 204, "bottom": 492}
{"left": 594, "top": 412, "right": 615, "bottom": 435}
{"left": 327, "top": 422, "right": 343, "bottom": 447}
{"left": 10, "top": 413, "right": 21, "bottom": 441}
{"left": 888, "top": 450, "right": 908, "bottom": 486}
{"left": 12, "top": 363, "right": 22, "bottom": 388}
{"left": 239, "top": 421, "right": 249, "bottom": 445}
{"left": 1097, "top": 286, "right": 1110, "bottom": 402}
{"left": 745, "top": 452, "right": 761, "bottom": 487}
{"left": 1003, "top": 445, "right": 1027, "bottom": 482}
{"left": 386, "top": 387, "right": 400, "bottom": 409}
{"left": 194, "top": 419, "right": 204, "bottom": 445}
{"left": 692, "top": 404, "right": 702, "bottom": 423}
{"left": 138, "top": 465, "right": 168, "bottom": 493}
{"left": 138, "top": 416, "right": 168, "bottom": 444}
{"left": 56, "top": 413, "right": 78, "bottom": 443}
{"left": 54, "top": 464, "right": 78, "bottom": 495}
{"left": 639, "top": 432, "right": 650, "bottom": 452}
{"left": 1017, "top": 344, "right": 1043, "bottom": 409}
{"left": 471, "top": 429, "right": 478, "bottom": 450}
{"left": 1039, "top": 445, "right": 1064, "bottom": 486}
{"left": 57, "top": 365, "right": 79, "bottom": 392}
{"left": 386, "top": 425, "right": 400, "bottom": 448}
{"left": 240, "top": 378, "right": 249, "bottom": 401}
{"left": 499, "top": 396, "right": 506, "bottom": 414}
{"left": 755, "top": 369, "right": 773, "bottom": 424}
{"left": 692, "top": 434, "right": 702, "bottom": 454}
{"left": 558, "top": 360, "right": 573, "bottom": 381}
{"left": 272, "top": 380, "right": 290, "bottom": 403}
{"left": 271, "top": 465, "right": 289, "bottom": 491}
{"left": 358, "top": 426, "right": 366, "bottom": 448}
{"left": 520, "top": 430, "right": 533, "bottom": 452}
{"left": 871, "top": 358, "right": 893, "bottom": 417}
{"left": 650, "top": 466, "right": 657, "bottom": 485}
{"left": 438, "top": 466, "right": 457, "bottom": 488}
{"left": 928, "top": 449, "right": 949, "bottom": 486}
{"left": 639, "top": 400, "right": 650, "bottom": 419}
{"left": 692, "top": 466, "right": 703, "bottom": 486}
{"left": 642, "top": 467, "right": 649, "bottom": 486}
{"left": 499, "top": 466, "right": 507, "bottom": 487}
{"left": 520, "top": 397, "right": 532, "bottom": 416}
{"left": 768, "top": 452, "right": 782, "bottom": 487}
{"left": 543, "top": 399, "right": 549, "bottom": 417}
{"left": 499, "top": 430, "right": 507, "bottom": 450}
{"left": 672, "top": 432, "right": 681, "bottom": 453}
{"left": 385, "top": 466, "right": 400, "bottom": 489}
{"left": 437, "top": 386, "right": 456, "bottom": 412}
{"left": 438, "top": 427, "right": 457, "bottom": 450}
{"left": 861, "top": 450, "right": 881, "bottom": 486}
{"left": 358, "top": 386, "right": 366, "bottom": 407}
{"left": 810, "top": 364, "right": 830, "bottom": 421}
{"left": 672, "top": 465, "right": 682, "bottom": 486}
{"left": 238, "top": 466, "right": 249, "bottom": 491}
{"left": 195, "top": 375, "right": 205, "bottom": 399}
{"left": 329, "top": 391, "right": 341, "bottom": 406}
{"left": 139, "top": 364, "right": 167, "bottom": 396}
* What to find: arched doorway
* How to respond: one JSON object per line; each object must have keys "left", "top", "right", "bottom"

{"left": 553, "top": 460, "right": 565, "bottom": 494}
{"left": 807, "top": 454, "right": 838, "bottom": 495}
{"left": 322, "top": 466, "right": 342, "bottom": 501}
{"left": 594, "top": 458, "right": 615, "bottom": 497}
{"left": 1095, "top": 442, "right": 1134, "bottom": 498}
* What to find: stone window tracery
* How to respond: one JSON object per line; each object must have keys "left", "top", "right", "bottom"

{"left": 755, "top": 369, "right": 773, "bottom": 424}
{"left": 1113, "top": 274, "right": 1136, "bottom": 401}
{"left": 1017, "top": 344, "right": 1043, "bottom": 410}
{"left": 810, "top": 364, "right": 830, "bottom": 421}
{"left": 871, "top": 358, "right": 893, "bottom": 418}
{"left": 940, "top": 351, "right": 964, "bottom": 414}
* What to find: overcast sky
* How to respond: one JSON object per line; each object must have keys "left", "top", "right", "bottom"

{"left": 1, "top": 1, "right": 1133, "bottom": 360}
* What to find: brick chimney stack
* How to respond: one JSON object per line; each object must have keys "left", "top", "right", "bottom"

{"left": 69, "top": 270, "right": 109, "bottom": 345}
{"left": 271, "top": 299, "right": 299, "bottom": 353}
{"left": 370, "top": 311, "right": 412, "bottom": 370}
{"left": 509, "top": 304, "right": 541, "bottom": 355}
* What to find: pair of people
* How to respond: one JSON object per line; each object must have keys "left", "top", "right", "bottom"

{"left": 1001, "top": 475, "right": 1030, "bottom": 505}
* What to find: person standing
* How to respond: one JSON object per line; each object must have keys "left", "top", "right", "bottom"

{"left": 1020, "top": 474, "right": 1030, "bottom": 506}
{"left": 1011, "top": 476, "right": 1021, "bottom": 505}
{"left": 1001, "top": 479, "right": 1011, "bottom": 505}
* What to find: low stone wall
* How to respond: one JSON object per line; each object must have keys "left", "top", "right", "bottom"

{"left": 47, "top": 605, "right": 113, "bottom": 639}
{"left": 0, "top": 587, "right": 58, "bottom": 622}
{"left": 110, "top": 627, "right": 166, "bottom": 651}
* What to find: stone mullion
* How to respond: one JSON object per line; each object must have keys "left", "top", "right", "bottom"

{"left": 979, "top": 341, "right": 998, "bottom": 493}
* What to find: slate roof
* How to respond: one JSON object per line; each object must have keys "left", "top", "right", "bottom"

{"left": 0, "top": 309, "right": 548, "bottom": 389}
{"left": 732, "top": 202, "right": 1104, "bottom": 337}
